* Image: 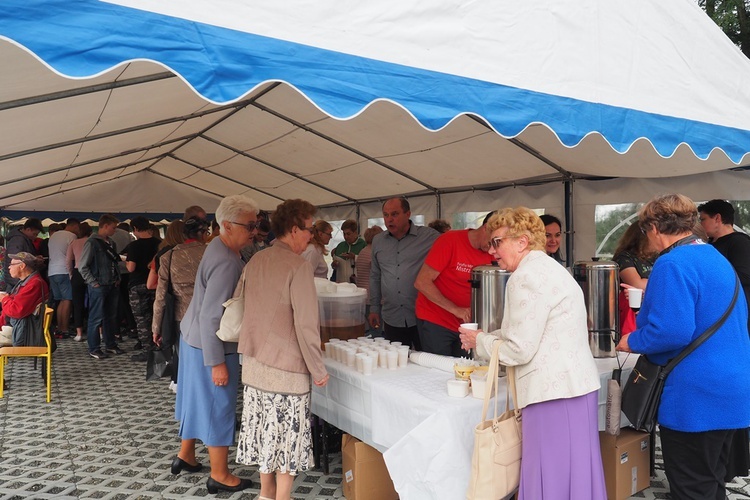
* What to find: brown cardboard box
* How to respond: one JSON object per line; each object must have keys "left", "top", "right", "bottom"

{"left": 342, "top": 434, "right": 398, "bottom": 500}
{"left": 599, "top": 429, "right": 651, "bottom": 500}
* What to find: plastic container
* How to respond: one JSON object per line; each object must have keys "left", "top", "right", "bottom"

{"left": 317, "top": 285, "right": 367, "bottom": 343}
{"left": 470, "top": 371, "right": 488, "bottom": 399}
{"left": 447, "top": 379, "right": 469, "bottom": 398}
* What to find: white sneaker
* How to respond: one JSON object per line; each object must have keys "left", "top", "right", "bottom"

{"left": 169, "top": 381, "right": 178, "bottom": 394}
{"left": 74, "top": 335, "right": 83, "bottom": 342}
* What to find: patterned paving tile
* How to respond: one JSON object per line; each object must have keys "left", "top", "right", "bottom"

{"left": 0, "top": 336, "right": 748, "bottom": 498}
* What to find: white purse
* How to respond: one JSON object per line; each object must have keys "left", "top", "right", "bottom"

{"left": 215, "top": 266, "right": 247, "bottom": 343}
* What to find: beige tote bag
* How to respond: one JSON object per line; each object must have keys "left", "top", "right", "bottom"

{"left": 466, "top": 341, "right": 522, "bottom": 500}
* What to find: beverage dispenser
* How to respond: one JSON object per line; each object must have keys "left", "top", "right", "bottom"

{"left": 572, "top": 260, "right": 620, "bottom": 358}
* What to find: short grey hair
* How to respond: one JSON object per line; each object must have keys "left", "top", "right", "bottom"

{"left": 215, "top": 195, "right": 259, "bottom": 226}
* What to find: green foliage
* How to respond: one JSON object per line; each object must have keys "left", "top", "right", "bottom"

{"left": 698, "top": 0, "right": 750, "bottom": 58}
{"left": 594, "top": 203, "right": 640, "bottom": 257}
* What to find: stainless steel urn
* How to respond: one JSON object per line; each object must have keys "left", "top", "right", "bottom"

{"left": 572, "top": 260, "right": 620, "bottom": 358}
{"left": 470, "top": 264, "right": 512, "bottom": 333}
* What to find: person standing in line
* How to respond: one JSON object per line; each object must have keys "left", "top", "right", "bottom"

{"left": 171, "top": 195, "right": 258, "bottom": 494}
{"left": 356, "top": 225, "right": 384, "bottom": 337}
{"left": 618, "top": 194, "right": 750, "bottom": 500}
{"left": 47, "top": 218, "right": 80, "bottom": 339}
{"left": 112, "top": 222, "right": 136, "bottom": 339}
{"left": 66, "top": 222, "right": 92, "bottom": 342}
{"left": 123, "top": 216, "right": 160, "bottom": 360}
{"left": 301, "top": 220, "right": 333, "bottom": 279}
{"left": 79, "top": 214, "right": 126, "bottom": 360}
{"left": 368, "top": 197, "right": 439, "bottom": 350}
{"left": 331, "top": 219, "right": 366, "bottom": 283}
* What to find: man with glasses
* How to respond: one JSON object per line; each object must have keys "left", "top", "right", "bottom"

{"left": 369, "top": 197, "right": 439, "bottom": 350}
{"left": 3, "top": 218, "right": 43, "bottom": 291}
{"left": 414, "top": 211, "right": 495, "bottom": 356}
{"left": 240, "top": 218, "right": 271, "bottom": 262}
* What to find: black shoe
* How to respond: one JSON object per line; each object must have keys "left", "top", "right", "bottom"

{"left": 133, "top": 341, "right": 143, "bottom": 350}
{"left": 170, "top": 457, "right": 203, "bottom": 475}
{"left": 105, "top": 345, "right": 126, "bottom": 355}
{"left": 130, "top": 352, "right": 148, "bottom": 362}
{"left": 206, "top": 477, "right": 253, "bottom": 494}
{"left": 89, "top": 349, "right": 109, "bottom": 360}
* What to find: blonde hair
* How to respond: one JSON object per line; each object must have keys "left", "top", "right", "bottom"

{"left": 363, "top": 225, "right": 384, "bottom": 244}
{"left": 487, "top": 207, "right": 546, "bottom": 251}
{"left": 639, "top": 194, "right": 697, "bottom": 235}
{"left": 311, "top": 220, "right": 333, "bottom": 255}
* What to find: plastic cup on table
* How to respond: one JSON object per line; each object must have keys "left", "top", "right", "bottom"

{"left": 346, "top": 348, "right": 356, "bottom": 368}
{"left": 362, "top": 355, "right": 374, "bottom": 375}
{"left": 390, "top": 341, "right": 402, "bottom": 347}
{"left": 460, "top": 322, "right": 479, "bottom": 330}
{"left": 356, "top": 353, "right": 366, "bottom": 373}
{"left": 386, "top": 350, "right": 398, "bottom": 370}
{"left": 367, "top": 350, "right": 379, "bottom": 370}
{"left": 397, "top": 346, "right": 409, "bottom": 367}
{"left": 323, "top": 342, "right": 332, "bottom": 358}
{"left": 378, "top": 349, "right": 389, "bottom": 368}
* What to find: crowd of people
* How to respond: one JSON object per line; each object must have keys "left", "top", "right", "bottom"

{"left": 1, "top": 193, "right": 749, "bottom": 499}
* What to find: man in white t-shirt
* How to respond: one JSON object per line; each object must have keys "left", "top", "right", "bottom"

{"left": 47, "top": 218, "right": 80, "bottom": 338}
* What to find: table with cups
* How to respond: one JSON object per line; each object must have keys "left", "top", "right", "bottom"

{"left": 311, "top": 338, "right": 638, "bottom": 500}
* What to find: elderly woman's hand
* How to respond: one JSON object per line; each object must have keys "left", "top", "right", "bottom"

{"left": 458, "top": 326, "right": 483, "bottom": 351}
{"left": 212, "top": 362, "right": 229, "bottom": 386}
{"left": 314, "top": 374, "right": 329, "bottom": 387}
{"left": 616, "top": 334, "right": 632, "bottom": 353}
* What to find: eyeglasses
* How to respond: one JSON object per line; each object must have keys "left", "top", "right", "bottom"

{"left": 301, "top": 226, "right": 315, "bottom": 233}
{"left": 230, "top": 221, "right": 257, "bottom": 232}
{"left": 489, "top": 235, "right": 517, "bottom": 249}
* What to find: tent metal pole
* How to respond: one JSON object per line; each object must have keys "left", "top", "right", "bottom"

{"left": 564, "top": 180, "right": 574, "bottom": 265}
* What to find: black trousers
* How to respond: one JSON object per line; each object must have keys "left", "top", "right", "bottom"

{"left": 417, "top": 319, "right": 469, "bottom": 357}
{"left": 383, "top": 322, "right": 421, "bottom": 351}
{"left": 71, "top": 269, "right": 87, "bottom": 329}
{"left": 660, "top": 425, "right": 736, "bottom": 500}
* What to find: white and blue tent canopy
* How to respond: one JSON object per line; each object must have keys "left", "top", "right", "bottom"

{"left": 1, "top": 0, "right": 750, "bottom": 256}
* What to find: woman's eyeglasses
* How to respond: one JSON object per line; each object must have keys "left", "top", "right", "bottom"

{"left": 489, "top": 235, "right": 516, "bottom": 249}
{"left": 230, "top": 221, "right": 257, "bottom": 231}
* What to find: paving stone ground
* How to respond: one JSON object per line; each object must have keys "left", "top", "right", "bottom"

{"left": 0, "top": 336, "right": 747, "bottom": 499}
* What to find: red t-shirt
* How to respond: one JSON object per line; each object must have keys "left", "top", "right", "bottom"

{"left": 415, "top": 230, "right": 493, "bottom": 331}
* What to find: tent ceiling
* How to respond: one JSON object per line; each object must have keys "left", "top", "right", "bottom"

{"left": 1, "top": 0, "right": 750, "bottom": 217}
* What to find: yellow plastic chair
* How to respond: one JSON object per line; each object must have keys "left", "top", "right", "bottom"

{"left": 0, "top": 306, "right": 54, "bottom": 402}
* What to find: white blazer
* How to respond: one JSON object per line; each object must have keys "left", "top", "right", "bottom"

{"left": 477, "top": 250, "right": 600, "bottom": 409}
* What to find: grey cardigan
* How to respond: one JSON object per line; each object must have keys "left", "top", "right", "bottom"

{"left": 180, "top": 237, "right": 244, "bottom": 366}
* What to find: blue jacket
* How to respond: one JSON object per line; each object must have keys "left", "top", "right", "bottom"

{"left": 628, "top": 243, "right": 750, "bottom": 432}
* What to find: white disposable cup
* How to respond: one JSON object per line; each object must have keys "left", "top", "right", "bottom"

{"left": 447, "top": 379, "right": 469, "bottom": 398}
{"left": 356, "top": 353, "right": 366, "bottom": 373}
{"left": 378, "top": 349, "right": 389, "bottom": 368}
{"left": 336, "top": 345, "right": 345, "bottom": 363}
{"left": 386, "top": 350, "right": 398, "bottom": 370}
{"left": 460, "top": 322, "right": 479, "bottom": 330}
{"left": 470, "top": 372, "right": 488, "bottom": 399}
{"left": 390, "top": 341, "right": 402, "bottom": 347}
{"left": 346, "top": 349, "right": 356, "bottom": 367}
{"left": 397, "top": 347, "right": 409, "bottom": 367}
{"left": 367, "top": 351, "right": 379, "bottom": 369}
{"left": 362, "top": 356, "right": 373, "bottom": 375}
{"left": 629, "top": 288, "right": 644, "bottom": 309}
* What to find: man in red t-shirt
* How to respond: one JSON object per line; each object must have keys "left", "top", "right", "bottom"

{"left": 414, "top": 213, "right": 495, "bottom": 356}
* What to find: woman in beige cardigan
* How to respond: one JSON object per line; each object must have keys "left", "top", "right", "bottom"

{"left": 236, "top": 199, "right": 329, "bottom": 500}
{"left": 459, "top": 207, "right": 605, "bottom": 500}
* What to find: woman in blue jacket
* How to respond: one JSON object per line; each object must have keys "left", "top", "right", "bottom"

{"left": 617, "top": 194, "right": 750, "bottom": 500}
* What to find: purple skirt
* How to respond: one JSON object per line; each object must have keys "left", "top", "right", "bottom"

{"left": 518, "top": 390, "right": 607, "bottom": 500}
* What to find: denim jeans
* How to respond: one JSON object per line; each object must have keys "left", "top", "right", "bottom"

{"left": 87, "top": 284, "right": 119, "bottom": 352}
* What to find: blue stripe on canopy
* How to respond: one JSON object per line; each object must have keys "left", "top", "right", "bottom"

{"left": 1, "top": 0, "right": 749, "bottom": 163}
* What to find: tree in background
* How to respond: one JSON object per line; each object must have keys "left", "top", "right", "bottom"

{"left": 699, "top": 0, "right": 750, "bottom": 58}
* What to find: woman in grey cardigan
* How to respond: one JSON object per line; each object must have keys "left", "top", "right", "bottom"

{"left": 171, "top": 195, "right": 258, "bottom": 495}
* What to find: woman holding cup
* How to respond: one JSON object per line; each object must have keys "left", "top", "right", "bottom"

{"left": 459, "top": 207, "right": 605, "bottom": 500}
{"left": 616, "top": 194, "right": 750, "bottom": 499}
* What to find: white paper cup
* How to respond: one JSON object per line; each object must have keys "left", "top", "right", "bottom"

{"left": 447, "top": 379, "right": 469, "bottom": 397}
{"left": 470, "top": 371, "right": 488, "bottom": 399}
{"left": 397, "top": 347, "right": 409, "bottom": 367}
{"left": 629, "top": 288, "right": 643, "bottom": 309}
{"left": 386, "top": 350, "right": 398, "bottom": 370}
{"left": 323, "top": 342, "right": 332, "bottom": 358}
{"left": 362, "top": 356, "right": 373, "bottom": 375}
{"left": 356, "top": 353, "right": 366, "bottom": 373}
{"left": 378, "top": 349, "right": 389, "bottom": 368}
{"left": 460, "top": 322, "right": 479, "bottom": 330}
{"left": 346, "top": 349, "right": 356, "bottom": 367}
{"left": 367, "top": 351, "right": 379, "bottom": 369}
{"left": 390, "top": 341, "right": 402, "bottom": 347}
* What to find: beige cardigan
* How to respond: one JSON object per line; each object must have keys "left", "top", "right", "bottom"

{"left": 238, "top": 241, "right": 327, "bottom": 394}
{"left": 476, "top": 250, "right": 600, "bottom": 409}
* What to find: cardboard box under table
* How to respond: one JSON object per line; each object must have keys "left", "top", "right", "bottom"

{"left": 599, "top": 428, "right": 650, "bottom": 500}
{"left": 342, "top": 434, "right": 398, "bottom": 500}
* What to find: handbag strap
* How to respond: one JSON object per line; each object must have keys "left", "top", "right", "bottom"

{"left": 661, "top": 275, "right": 740, "bottom": 379}
{"left": 166, "top": 249, "right": 174, "bottom": 295}
{"left": 481, "top": 340, "right": 520, "bottom": 422}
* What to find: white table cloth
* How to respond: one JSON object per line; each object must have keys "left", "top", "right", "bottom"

{"left": 311, "top": 353, "right": 637, "bottom": 500}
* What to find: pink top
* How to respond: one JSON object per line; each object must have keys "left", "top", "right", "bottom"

{"left": 66, "top": 237, "right": 89, "bottom": 273}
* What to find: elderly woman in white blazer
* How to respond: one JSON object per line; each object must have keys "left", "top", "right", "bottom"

{"left": 459, "top": 207, "right": 606, "bottom": 500}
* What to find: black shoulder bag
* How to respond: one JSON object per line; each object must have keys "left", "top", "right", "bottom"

{"left": 621, "top": 276, "right": 740, "bottom": 433}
